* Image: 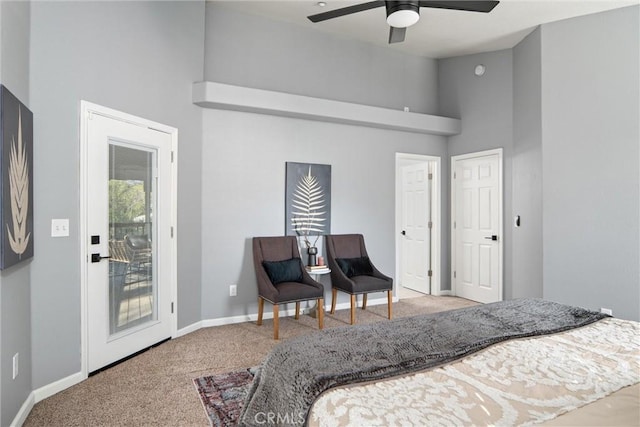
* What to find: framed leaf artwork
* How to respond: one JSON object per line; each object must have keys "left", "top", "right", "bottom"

{"left": 285, "top": 162, "right": 331, "bottom": 248}
{"left": 0, "top": 85, "right": 33, "bottom": 269}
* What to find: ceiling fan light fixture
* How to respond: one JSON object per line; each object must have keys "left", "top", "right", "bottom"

{"left": 386, "top": 2, "right": 420, "bottom": 28}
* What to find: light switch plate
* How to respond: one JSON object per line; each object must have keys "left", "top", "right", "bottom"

{"left": 51, "top": 219, "right": 70, "bottom": 237}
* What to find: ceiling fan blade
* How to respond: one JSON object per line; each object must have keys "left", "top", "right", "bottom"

{"left": 308, "top": 1, "right": 385, "bottom": 23}
{"left": 418, "top": 1, "right": 499, "bottom": 13}
{"left": 388, "top": 26, "right": 406, "bottom": 43}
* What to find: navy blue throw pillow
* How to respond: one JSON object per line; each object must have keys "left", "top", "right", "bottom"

{"left": 336, "top": 256, "right": 373, "bottom": 278}
{"left": 262, "top": 258, "right": 303, "bottom": 284}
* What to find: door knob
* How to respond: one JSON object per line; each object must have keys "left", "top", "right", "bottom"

{"left": 484, "top": 235, "right": 498, "bottom": 241}
{"left": 91, "top": 253, "right": 111, "bottom": 263}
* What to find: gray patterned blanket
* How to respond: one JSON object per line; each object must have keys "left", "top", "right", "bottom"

{"left": 238, "top": 298, "right": 607, "bottom": 426}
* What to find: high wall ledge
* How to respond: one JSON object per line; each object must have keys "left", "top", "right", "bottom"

{"left": 193, "top": 81, "right": 461, "bottom": 136}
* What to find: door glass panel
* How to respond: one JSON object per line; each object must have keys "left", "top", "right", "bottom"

{"left": 108, "top": 143, "right": 156, "bottom": 336}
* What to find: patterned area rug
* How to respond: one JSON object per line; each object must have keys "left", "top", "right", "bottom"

{"left": 193, "top": 368, "right": 255, "bottom": 427}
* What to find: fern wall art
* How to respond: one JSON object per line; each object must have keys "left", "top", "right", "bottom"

{"left": 0, "top": 85, "right": 33, "bottom": 269}
{"left": 285, "top": 162, "right": 331, "bottom": 250}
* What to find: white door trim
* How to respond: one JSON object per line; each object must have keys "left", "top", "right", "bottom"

{"left": 79, "top": 101, "right": 178, "bottom": 378}
{"left": 395, "top": 153, "right": 441, "bottom": 296}
{"left": 450, "top": 148, "right": 503, "bottom": 300}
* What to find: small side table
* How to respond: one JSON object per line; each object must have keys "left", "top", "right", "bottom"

{"left": 306, "top": 267, "right": 330, "bottom": 318}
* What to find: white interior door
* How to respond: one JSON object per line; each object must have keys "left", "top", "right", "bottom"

{"left": 400, "top": 162, "right": 431, "bottom": 294}
{"left": 452, "top": 150, "right": 502, "bottom": 303}
{"left": 83, "top": 104, "right": 175, "bottom": 373}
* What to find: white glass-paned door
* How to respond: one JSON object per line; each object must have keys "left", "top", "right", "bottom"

{"left": 86, "top": 108, "right": 173, "bottom": 373}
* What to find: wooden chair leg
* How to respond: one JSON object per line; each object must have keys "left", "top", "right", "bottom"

{"left": 330, "top": 288, "right": 337, "bottom": 314}
{"left": 362, "top": 293, "right": 368, "bottom": 310}
{"left": 350, "top": 294, "right": 356, "bottom": 325}
{"left": 273, "top": 304, "right": 279, "bottom": 340}
{"left": 387, "top": 290, "right": 393, "bottom": 319}
{"left": 317, "top": 298, "right": 324, "bottom": 330}
{"left": 257, "top": 298, "right": 264, "bottom": 326}
{"left": 295, "top": 301, "right": 300, "bottom": 320}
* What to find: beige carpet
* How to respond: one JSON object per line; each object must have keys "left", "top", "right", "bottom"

{"left": 24, "top": 295, "right": 477, "bottom": 426}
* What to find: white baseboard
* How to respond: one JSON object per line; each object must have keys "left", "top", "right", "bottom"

{"left": 317, "top": 296, "right": 398, "bottom": 313}
{"left": 176, "top": 320, "right": 203, "bottom": 338}
{"left": 10, "top": 391, "right": 34, "bottom": 427}
{"left": 201, "top": 305, "right": 299, "bottom": 328}
{"left": 33, "top": 371, "right": 85, "bottom": 403}
{"left": 197, "top": 296, "right": 396, "bottom": 329}
{"left": 12, "top": 370, "right": 90, "bottom": 425}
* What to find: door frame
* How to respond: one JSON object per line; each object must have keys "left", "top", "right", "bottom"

{"left": 395, "top": 153, "right": 441, "bottom": 296}
{"left": 79, "top": 101, "right": 178, "bottom": 377}
{"left": 450, "top": 148, "right": 503, "bottom": 300}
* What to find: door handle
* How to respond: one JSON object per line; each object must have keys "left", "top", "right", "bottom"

{"left": 91, "top": 253, "right": 111, "bottom": 263}
{"left": 401, "top": 230, "right": 406, "bottom": 236}
{"left": 484, "top": 235, "right": 498, "bottom": 241}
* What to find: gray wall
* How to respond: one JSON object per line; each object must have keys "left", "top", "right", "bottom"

{"left": 0, "top": 1, "right": 32, "bottom": 425}
{"left": 512, "top": 28, "right": 543, "bottom": 299}
{"left": 201, "top": 3, "right": 448, "bottom": 318}
{"left": 29, "top": 0, "right": 205, "bottom": 389}
{"left": 438, "top": 49, "right": 514, "bottom": 295}
{"left": 541, "top": 6, "right": 639, "bottom": 320}
{"left": 201, "top": 110, "right": 447, "bottom": 318}
{"left": 437, "top": 6, "right": 639, "bottom": 309}
{"left": 205, "top": 3, "right": 439, "bottom": 115}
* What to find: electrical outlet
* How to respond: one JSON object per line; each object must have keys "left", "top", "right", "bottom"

{"left": 12, "top": 353, "right": 18, "bottom": 379}
{"left": 600, "top": 308, "right": 613, "bottom": 316}
{"left": 229, "top": 284, "right": 237, "bottom": 297}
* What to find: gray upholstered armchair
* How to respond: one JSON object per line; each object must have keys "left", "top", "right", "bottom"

{"left": 325, "top": 234, "right": 393, "bottom": 324}
{"left": 252, "top": 236, "right": 325, "bottom": 339}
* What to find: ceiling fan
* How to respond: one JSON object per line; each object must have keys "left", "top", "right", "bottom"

{"left": 308, "top": 1, "right": 500, "bottom": 44}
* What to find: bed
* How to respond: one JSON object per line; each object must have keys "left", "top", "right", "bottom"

{"left": 238, "top": 299, "right": 639, "bottom": 427}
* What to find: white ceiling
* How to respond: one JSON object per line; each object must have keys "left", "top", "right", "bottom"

{"left": 213, "top": 0, "right": 639, "bottom": 58}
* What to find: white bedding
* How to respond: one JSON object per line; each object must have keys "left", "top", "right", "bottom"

{"left": 309, "top": 318, "right": 639, "bottom": 426}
